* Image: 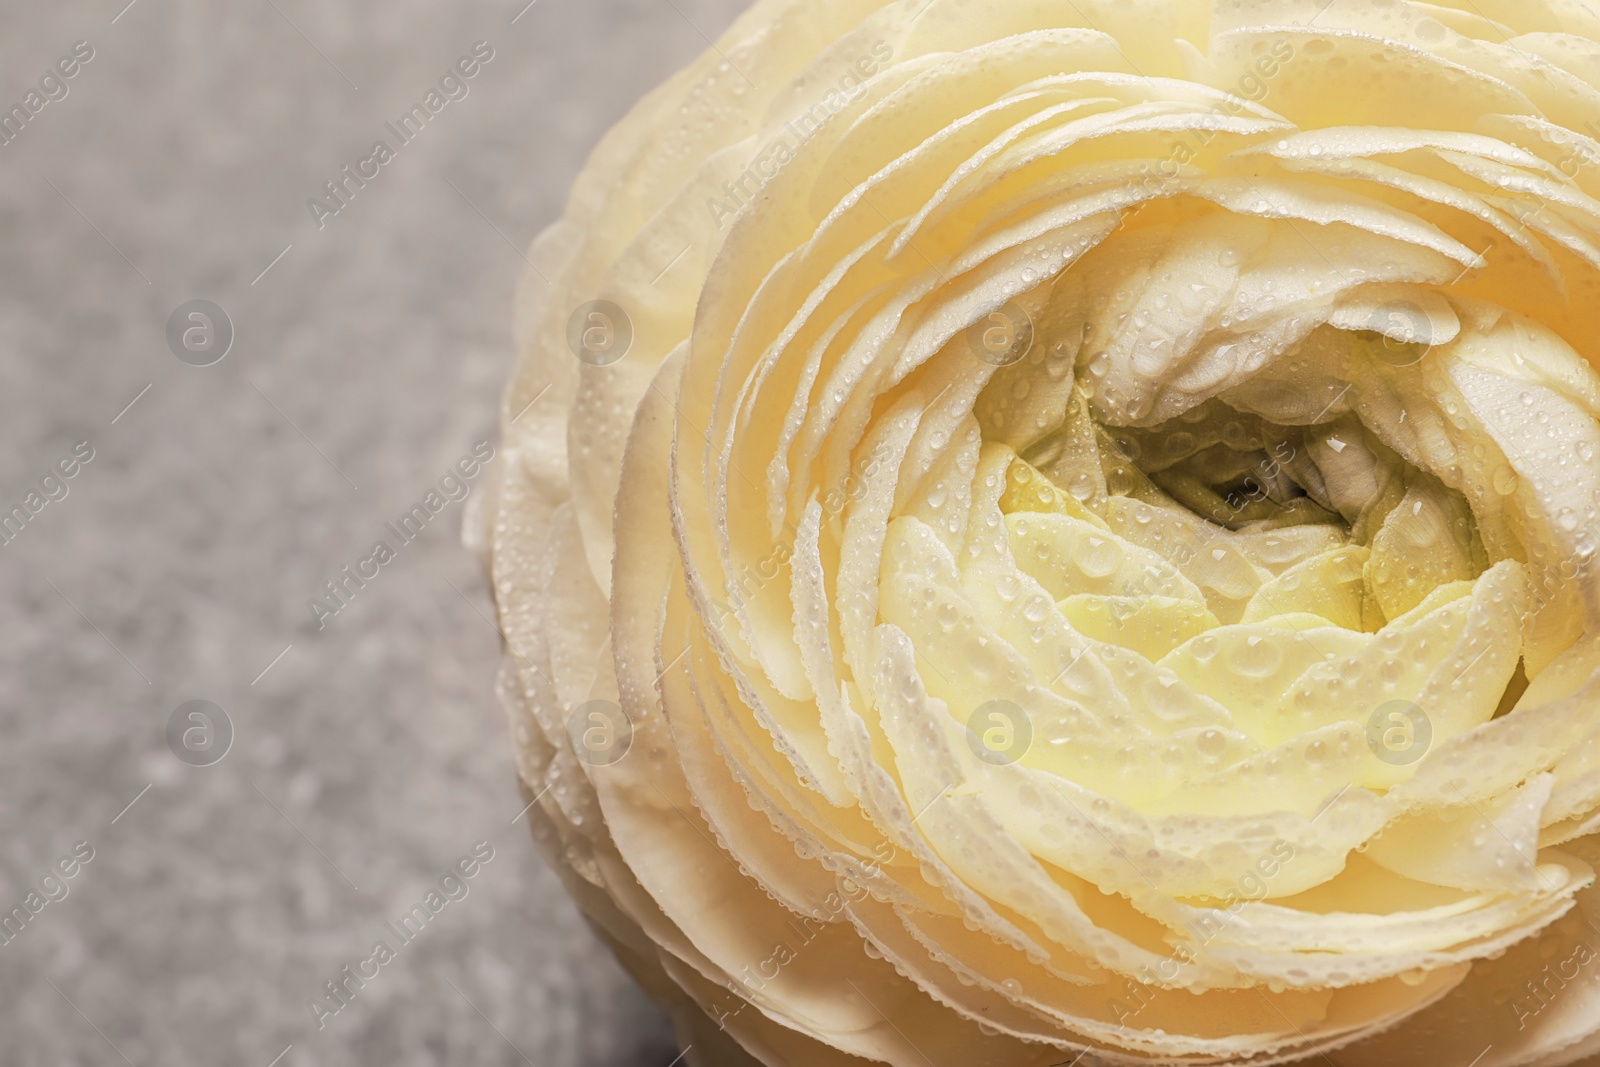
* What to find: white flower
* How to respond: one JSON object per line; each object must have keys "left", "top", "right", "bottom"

{"left": 483, "top": 1, "right": 1600, "bottom": 1063}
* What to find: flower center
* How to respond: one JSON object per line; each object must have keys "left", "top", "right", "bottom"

{"left": 1098, "top": 400, "right": 1339, "bottom": 533}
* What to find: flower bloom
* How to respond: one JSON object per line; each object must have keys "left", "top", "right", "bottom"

{"left": 482, "top": 1, "right": 1600, "bottom": 1063}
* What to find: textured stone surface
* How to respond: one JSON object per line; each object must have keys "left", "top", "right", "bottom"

{"left": 0, "top": 1, "right": 744, "bottom": 1063}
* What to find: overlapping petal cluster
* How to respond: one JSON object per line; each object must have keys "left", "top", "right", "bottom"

{"left": 483, "top": 2, "right": 1600, "bottom": 1063}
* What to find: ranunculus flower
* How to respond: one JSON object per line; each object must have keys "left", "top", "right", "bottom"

{"left": 479, "top": 1, "right": 1600, "bottom": 1063}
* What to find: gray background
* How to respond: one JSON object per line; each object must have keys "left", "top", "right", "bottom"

{"left": 0, "top": 1, "right": 745, "bottom": 1064}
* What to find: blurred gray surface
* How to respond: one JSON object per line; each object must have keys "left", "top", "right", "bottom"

{"left": 0, "top": 1, "right": 745, "bottom": 1063}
